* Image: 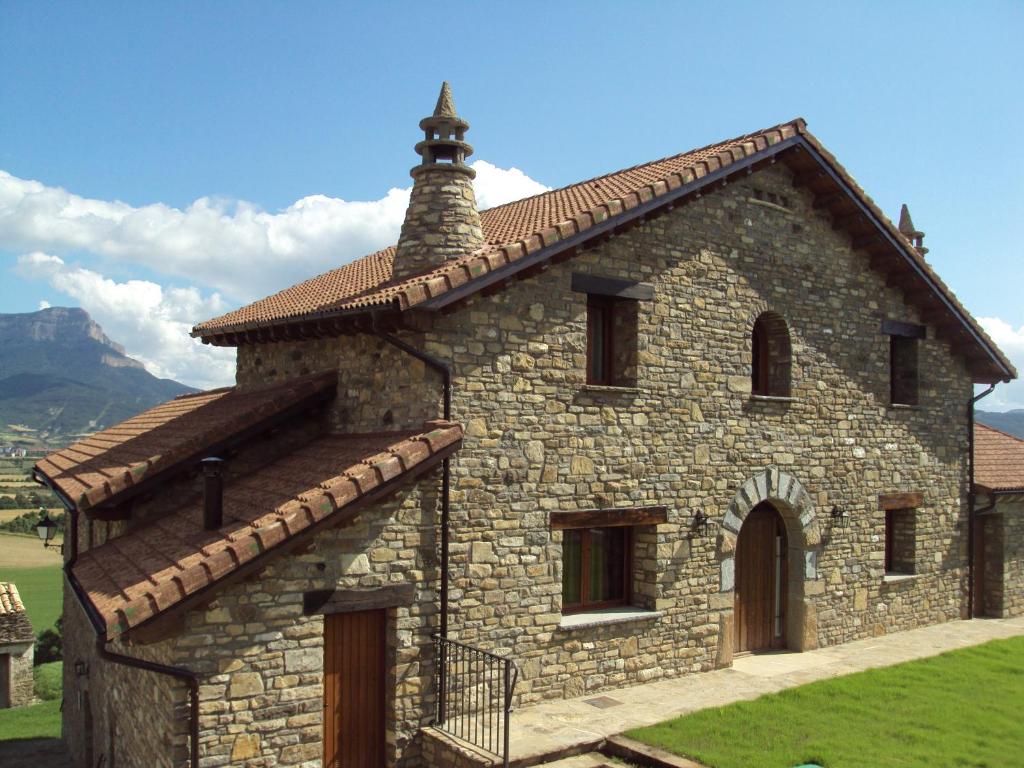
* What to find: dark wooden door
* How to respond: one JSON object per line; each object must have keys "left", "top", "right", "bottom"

{"left": 324, "top": 609, "right": 386, "bottom": 768}
{"left": 735, "top": 504, "right": 787, "bottom": 653}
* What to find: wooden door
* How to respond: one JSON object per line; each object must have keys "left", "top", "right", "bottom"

{"left": 324, "top": 610, "right": 386, "bottom": 768}
{"left": 735, "top": 504, "right": 787, "bottom": 653}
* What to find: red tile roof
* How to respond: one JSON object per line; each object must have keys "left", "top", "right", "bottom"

{"left": 35, "top": 371, "right": 336, "bottom": 512}
{"left": 73, "top": 422, "right": 462, "bottom": 640}
{"left": 190, "top": 118, "right": 1013, "bottom": 382}
{"left": 975, "top": 423, "right": 1024, "bottom": 493}
{"left": 192, "top": 121, "right": 806, "bottom": 335}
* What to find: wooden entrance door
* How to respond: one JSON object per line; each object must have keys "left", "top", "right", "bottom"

{"left": 735, "top": 503, "right": 788, "bottom": 653}
{"left": 324, "top": 610, "right": 386, "bottom": 768}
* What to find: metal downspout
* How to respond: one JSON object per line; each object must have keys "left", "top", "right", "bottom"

{"left": 372, "top": 327, "right": 453, "bottom": 640}
{"left": 33, "top": 470, "right": 201, "bottom": 768}
{"left": 967, "top": 383, "right": 996, "bottom": 618}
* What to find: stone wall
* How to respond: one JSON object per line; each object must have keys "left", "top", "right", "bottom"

{"left": 63, "top": 587, "right": 183, "bottom": 768}
{"left": 168, "top": 476, "right": 441, "bottom": 767}
{"left": 992, "top": 497, "right": 1024, "bottom": 617}
{"left": 0, "top": 640, "right": 33, "bottom": 708}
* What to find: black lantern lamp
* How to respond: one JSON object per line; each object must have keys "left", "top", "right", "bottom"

{"left": 36, "top": 508, "right": 63, "bottom": 553}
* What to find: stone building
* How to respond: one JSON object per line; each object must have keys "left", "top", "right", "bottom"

{"left": 0, "top": 582, "right": 36, "bottom": 709}
{"left": 35, "top": 83, "right": 1019, "bottom": 767}
{"left": 973, "top": 423, "right": 1024, "bottom": 618}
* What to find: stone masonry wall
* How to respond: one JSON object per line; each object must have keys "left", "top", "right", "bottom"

{"left": 63, "top": 585, "right": 182, "bottom": 768}
{"left": 995, "top": 498, "right": 1024, "bottom": 617}
{"left": 1, "top": 640, "right": 33, "bottom": 708}
{"left": 169, "top": 477, "right": 441, "bottom": 767}
{"left": 413, "top": 163, "right": 974, "bottom": 704}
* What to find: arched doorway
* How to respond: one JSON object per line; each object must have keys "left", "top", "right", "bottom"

{"left": 735, "top": 502, "right": 788, "bottom": 653}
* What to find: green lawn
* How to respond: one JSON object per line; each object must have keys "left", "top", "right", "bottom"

{"left": 0, "top": 565, "right": 62, "bottom": 632}
{"left": 0, "top": 662, "right": 63, "bottom": 741}
{"left": 628, "top": 636, "right": 1024, "bottom": 768}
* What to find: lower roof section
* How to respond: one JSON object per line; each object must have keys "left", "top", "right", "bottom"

{"left": 72, "top": 421, "right": 462, "bottom": 640}
{"left": 35, "top": 371, "right": 337, "bottom": 512}
{"left": 975, "top": 423, "right": 1024, "bottom": 493}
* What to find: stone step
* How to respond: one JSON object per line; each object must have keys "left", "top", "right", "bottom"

{"left": 533, "top": 752, "right": 619, "bottom": 768}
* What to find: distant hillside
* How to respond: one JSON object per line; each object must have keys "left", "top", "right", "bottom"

{"left": 0, "top": 307, "right": 196, "bottom": 444}
{"left": 976, "top": 409, "right": 1024, "bottom": 440}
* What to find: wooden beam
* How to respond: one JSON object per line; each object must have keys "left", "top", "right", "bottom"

{"left": 303, "top": 584, "right": 416, "bottom": 616}
{"left": 550, "top": 505, "right": 668, "bottom": 530}
{"left": 879, "top": 492, "right": 924, "bottom": 510}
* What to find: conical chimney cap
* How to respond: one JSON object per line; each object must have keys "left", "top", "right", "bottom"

{"left": 434, "top": 81, "right": 458, "bottom": 118}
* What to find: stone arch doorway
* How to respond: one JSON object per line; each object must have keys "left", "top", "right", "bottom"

{"left": 735, "top": 502, "right": 788, "bottom": 652}
{"left": 715, "top": 468, "right": 822, "bottom": 665}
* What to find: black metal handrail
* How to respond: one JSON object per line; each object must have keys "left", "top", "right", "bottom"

{"left": 434, "top": 634, "right": 518, "bottom": 767}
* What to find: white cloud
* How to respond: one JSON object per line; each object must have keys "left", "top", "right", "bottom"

{"left": 978, "top": 317, "right": 1024, "bottom": 411}
{"left": 16, "top": 252, "right": 235, "bottom": 390}
{"left": 37, "top": 299, "right": 51, "bottom": 309}
{"left": 0, "top": 163, "right": 549, "bottom": 304}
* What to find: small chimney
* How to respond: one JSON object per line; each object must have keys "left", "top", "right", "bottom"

{"left": 392, "top": 82, "right": 485, "bottom": 280}
{"left": 898, "top": 203, "right": 928, "bottom": 257}
{"left": 201, "top": 457, "right": 225, "bottom": 531}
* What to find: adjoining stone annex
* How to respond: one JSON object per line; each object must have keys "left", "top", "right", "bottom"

{"left": 0, "top": 582, "right": 36, "bottom": 709}
{"left": 35, "top": 83, "right": 1019, "bottom": 767}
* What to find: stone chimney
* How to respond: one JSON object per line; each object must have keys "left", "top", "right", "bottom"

{"left": 392, "top": 82, "right": 485, "bottom": 280}
{"left": 898, "top": 203, "right": 928, "bottom": 257}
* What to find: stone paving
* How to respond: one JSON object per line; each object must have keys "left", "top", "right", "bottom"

{"left": 509, "top": 617, "right": 1024, "bottom": 765}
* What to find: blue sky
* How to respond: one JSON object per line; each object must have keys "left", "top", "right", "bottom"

{"left": 2, "top": 2, "right": 1022, "bottom": 406}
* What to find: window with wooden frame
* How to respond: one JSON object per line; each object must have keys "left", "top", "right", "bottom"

{"left": 586, "top": 295, "right": 638, "bottom": 386}
{"left": 561, "top": 526, "right": 631, "bottom": 612}
{"left": 553, "top": 506, "right": 666, "bottom": 614}
{"left": 884, "top": 508, "right": 916, "bottom": 575}
{"left": 751, "top": 312, "right": 792, "bottom": 396}
{"left": 883, "top": 320, "right": 924, "bottom": 406}
{"left": 889, "top": 335, "right": 919, "bottom": 405}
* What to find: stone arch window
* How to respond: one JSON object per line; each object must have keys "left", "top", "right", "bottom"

{"left": 751, "top": 312, "right": 792, "bottom": 396}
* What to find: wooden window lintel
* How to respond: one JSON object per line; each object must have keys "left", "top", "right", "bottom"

{"left": 551, "top": 505, "right": 668, "bottom": 530}
{"left": 878, "top": 492, "right": 923, "bottom": 510}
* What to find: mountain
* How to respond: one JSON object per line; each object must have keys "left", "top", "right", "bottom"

{"left": 0, "top": 307, "right": 196, "bottom": 442}
{"left": 976, "top": 409, "right": 1024, "bottom": 440}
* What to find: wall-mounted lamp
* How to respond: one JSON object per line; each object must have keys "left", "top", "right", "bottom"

{"left": 830, "top": 505, "right": 848, "bottom": 528}
{"left": 36, "top": 508, "right": 64, "bottom": 554}
{"left": 691, "top": 509, "right": 712, "bottom": 536}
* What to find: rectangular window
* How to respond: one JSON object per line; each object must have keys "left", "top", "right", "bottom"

{"left": 884, "top": 508, "right": 916, "bottom": 575}
{"left": 890, "top": 335, "right": 919, "bottom": 405}
{"left": 586, "top": 295, "right": 638, "bottom": 386}
{"left": 562, "top": 526, "right": 631, "bottom": 612}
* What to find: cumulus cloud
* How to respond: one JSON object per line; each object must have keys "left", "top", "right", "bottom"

{"left": 37, "top": 299, "right": 51, "bottom": 309}
{"left": 16, "top": 252, "right": 235, "bottom": 390}
{"left": 978, "top": 317, "right": 1024, "bottom": 411}
{"left": 0, "top": 162, "right": 549, "bottom": 303}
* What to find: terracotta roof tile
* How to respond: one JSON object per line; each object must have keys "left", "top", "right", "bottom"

{"left": 975, "top": 423, "right": 1024, "bottom": 492}
{"left": 35, "top": 371, "right": 337, "bottom": 511}
{"left": 189, "top": 119, "right": 1013, "bottom": 382}
{"left": 0, "top": 582, "right": 36, "bottom": 644}
{"left": 192, "top": 121, "right": 804, "bottom": 336}
{"left": 72, "top": 422, "right": 462, "bottom": 640}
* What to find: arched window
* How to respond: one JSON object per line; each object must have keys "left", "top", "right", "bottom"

{"left": 751, "top": 312, "right": 792, "bottom": 396}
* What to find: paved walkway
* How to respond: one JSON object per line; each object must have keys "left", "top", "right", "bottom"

{"left": 0, "top": 738, "right": 73, "bottom": 768}
{"left": 507, "top": 616, "right": 1024, "bottom": 764}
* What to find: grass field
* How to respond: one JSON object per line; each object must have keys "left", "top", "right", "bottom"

{"left": 0, "top": 534, "right": 63, "bottom": 632}
{"left": 628, "top": 636, "right": 1024, "bottom": 768}
{"left": 0, "top": 663, "right": 63, "bottom": 742}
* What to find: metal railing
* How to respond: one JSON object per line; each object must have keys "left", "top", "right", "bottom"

{"left": 433, "top": 634, "right": 518, "bottom": 767}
